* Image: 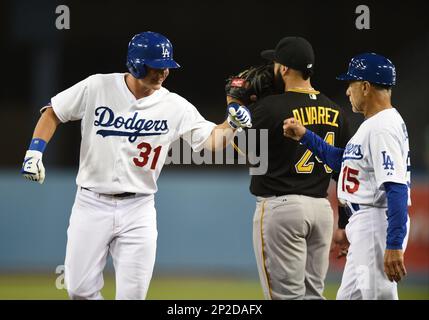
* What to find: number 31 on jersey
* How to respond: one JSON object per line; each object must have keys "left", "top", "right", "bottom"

{"left": 133, "top": 142, "right": 162, "bottom": 170}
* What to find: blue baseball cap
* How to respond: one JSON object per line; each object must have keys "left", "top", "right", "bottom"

{"left": 337, "top": 53, "right": 396, "bottom": 86}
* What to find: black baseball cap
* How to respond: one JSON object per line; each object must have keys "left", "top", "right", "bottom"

{"left": 261, "top": 37, "right": 315, "bottom": 73}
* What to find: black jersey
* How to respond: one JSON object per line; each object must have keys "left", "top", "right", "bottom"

{"left": 248, "top": 89, "right": 351, "bottom": 197}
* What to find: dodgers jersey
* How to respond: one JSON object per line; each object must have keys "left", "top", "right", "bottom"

{"left": 338, "top": 108, "right": 411, "bottom": 207}
{"left": 48, "top": 73, "right": 216, "bottom": 194}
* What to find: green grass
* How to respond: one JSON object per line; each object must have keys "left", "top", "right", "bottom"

{"left": 0, "top": 274, "right": 427, "bottom": 300}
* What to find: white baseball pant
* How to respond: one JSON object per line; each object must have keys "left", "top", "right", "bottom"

{"left": 337, "top": 204, "right": 410, "bottom": 300}
{"left": 64, "top": 187, "right": 157, "bottom": 300}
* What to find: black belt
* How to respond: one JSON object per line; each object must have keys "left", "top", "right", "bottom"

{"left": 345, "top": 202, "right": 360, "bottom": 217}
{"left": 81, "top": 187, "right": 136, "bottom": 198}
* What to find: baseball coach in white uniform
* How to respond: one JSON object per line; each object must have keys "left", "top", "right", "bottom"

{"left": 283, "top": 53, "right": 411, "bottom": 300}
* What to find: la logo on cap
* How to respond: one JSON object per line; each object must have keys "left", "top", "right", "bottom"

{"left": 161, "top": 44, "right": 170, "bottom": 58}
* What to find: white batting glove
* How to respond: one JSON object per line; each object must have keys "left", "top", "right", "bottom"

{"left": 227, "top": 103, "right": 252, "bottom": 131}
{"left": 21, "top": 150, "right": 46, "bottom": 184}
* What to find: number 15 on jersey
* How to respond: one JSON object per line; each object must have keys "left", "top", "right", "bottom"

{"left": 342, "top": 165, "right": 360, "bottom": 194}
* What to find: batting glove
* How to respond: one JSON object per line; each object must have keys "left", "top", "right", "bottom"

{"left": 21, "top": 138, "right": 47, "bottom": 184}
{"left": 227, "top": 103, "right": 252, "bottom": 130}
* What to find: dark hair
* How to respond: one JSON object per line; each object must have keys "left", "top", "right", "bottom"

{"left": 371, "top": 83, "right": 392, "bottom": 91}
{"left": 300, "top": 68, "right": 313, "bottom": 80}
{"left": 285, "top": 65, "right": 313, "bottom": 80}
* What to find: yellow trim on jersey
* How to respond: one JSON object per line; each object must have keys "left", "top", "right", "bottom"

{"left": 260, "top": 200, "right": 273, "bottom": 299}
{"left": 287, "top": 88, "right": 320, "bottom": 94}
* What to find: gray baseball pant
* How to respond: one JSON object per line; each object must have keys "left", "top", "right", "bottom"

{"left": 253, "top": 194, "right": 333, "bottom": 300}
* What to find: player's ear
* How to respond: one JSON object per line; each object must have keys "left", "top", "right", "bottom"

{"left": 362, "top": 81, "right": 371, "bottom": 96}
{"left": 280, "top": 65, "right": 288, "bottom": 77}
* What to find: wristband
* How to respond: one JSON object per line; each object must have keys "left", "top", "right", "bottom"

{"left": 29, "top": 138, "right": 47, "bottom": 153}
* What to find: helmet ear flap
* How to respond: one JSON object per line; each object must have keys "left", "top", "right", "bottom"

{"left": 140, "top": 65, "right": 147, "bottom": 78}
{"left": 126, "top": 60, "right": 146, "bottom": 79}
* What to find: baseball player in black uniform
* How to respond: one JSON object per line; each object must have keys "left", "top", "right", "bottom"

{"left": 227, "top": 37, "right": 351, "bottom": 299}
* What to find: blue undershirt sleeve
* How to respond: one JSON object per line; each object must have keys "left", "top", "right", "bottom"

{"left": 299, "top": 129, "right": 344, "bottom": 172}
{"left": 384, "top": 182, "right": 408, "bottom": 250}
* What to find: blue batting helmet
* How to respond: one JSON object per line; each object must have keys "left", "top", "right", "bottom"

{"left": 337, "top": 53, "right": 396, "bottom": 86}
{"left": 126, "top": 31, "right": 180, "bottom": 79}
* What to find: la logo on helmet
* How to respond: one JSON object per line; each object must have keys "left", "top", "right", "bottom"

{"left": 161, "top": 44, "right": 170, "bottom": 58}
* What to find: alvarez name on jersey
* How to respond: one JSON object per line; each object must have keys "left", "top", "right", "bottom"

{"left": 338, "top": 108, "right": 411, "bottom": 207}
{"left": 44, "top": 73, "right": 216, "bottom": 195}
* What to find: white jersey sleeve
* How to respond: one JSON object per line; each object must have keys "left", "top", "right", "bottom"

{"left": 370, "top": 128, "right": 408, "bottom": 189}
{"left": 50, "top": 76, "right": 90, "bottom": 122}
{"left": 179, "top": 103, "right": 216, "bottom": 152}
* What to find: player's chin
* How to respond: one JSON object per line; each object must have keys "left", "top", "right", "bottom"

{"left": 151, "top": 82, "right": 163, "bottom": 90}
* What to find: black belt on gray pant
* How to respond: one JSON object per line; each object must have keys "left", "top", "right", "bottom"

{"left": 81, "top": 187, "right": 136, "bottom": 198}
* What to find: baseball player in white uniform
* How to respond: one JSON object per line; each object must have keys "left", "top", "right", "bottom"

{"left": 20, "top": 31, "right": 252, "bottom": 300}
{"left": 283, "top": 53, "right": 411, "bottom": 299}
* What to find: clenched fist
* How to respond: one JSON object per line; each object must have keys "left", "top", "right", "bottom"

{"left": 21, "top": 150, "right": 46, "bottom": 184}
{"left": 283, "top": 118, "right": 306, "bottom": 141}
